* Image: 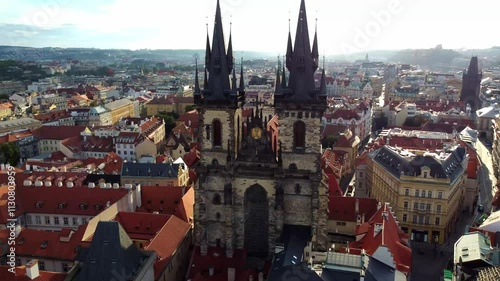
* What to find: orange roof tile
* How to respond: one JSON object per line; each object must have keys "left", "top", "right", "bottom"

{"left": 0, "top": 265, "right": 67, "bottom": 281}
{"left": 349, "top": 203, "right": 411, "bottom": 274}
{"left": 114, "top": 212, "right": 171, "bottom": 241}
{"left": 144, "top": 215, "right": 191, "bottom": 280}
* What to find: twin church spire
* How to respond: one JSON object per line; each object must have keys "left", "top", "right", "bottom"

{"left": 194, "top": 0, "right": 244, "bottom": 106}
{"left": 195, "top": 0, "right": 325, "bottom": 107}
{"left": 279, "top": 0, "right": 325, "bottom": 103}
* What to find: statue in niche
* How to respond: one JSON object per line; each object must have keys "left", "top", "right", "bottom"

{"left": 275, "top": 183, "right": 284, "bottom": 210}
{"left": 224, "top": 183, "right": 233, "bottom": 205}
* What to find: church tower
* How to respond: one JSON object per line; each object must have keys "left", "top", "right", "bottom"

{"left": 193, "top": 0, "right": 245, "bottom": 256}
{"left": 194, "top": 0, "right": 245, "bottom": 164}
{"left": 194, "top": 0, "right": 328, "bottom": 260}
{"left": 460, "top": 56, "right": 482, "bottom": 113}
{"left": 275, "top": 0, "right": 327, "bottom": 172}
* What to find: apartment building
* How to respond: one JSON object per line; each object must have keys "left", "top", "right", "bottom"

{"left": 366, "top": 145, "right": 468, "bottom": 244}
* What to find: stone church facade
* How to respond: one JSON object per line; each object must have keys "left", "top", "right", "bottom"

{"left": 193, "top": 0, "right": 329, "bottom": 258}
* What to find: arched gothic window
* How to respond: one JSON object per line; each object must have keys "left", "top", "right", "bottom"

{"left": 293, "top": 121, "right": 306, "bottom": 149}
{"left": 213, "top": 120, "right": 222, "bottom": 147}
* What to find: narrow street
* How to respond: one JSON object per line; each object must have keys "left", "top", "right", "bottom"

{"left": 410, "top": 139, "right": 497, "bottom": 281}
{"left": 475, "top": 139, "right": 497, "bottom": 213}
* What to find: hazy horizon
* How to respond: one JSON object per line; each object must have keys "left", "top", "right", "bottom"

{"left": 0, "top": 0, "right": 498, "bottom": 55}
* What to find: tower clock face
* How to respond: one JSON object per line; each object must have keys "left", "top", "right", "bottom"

{"left": 251, "top": 127, "right": 262, "bottom": 139}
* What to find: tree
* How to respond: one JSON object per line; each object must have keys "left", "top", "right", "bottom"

{"left": 0, "top": 143, "right": 20, "bottom": 167}
{"left": 154, "top": 111, "right": 180, "bottom": 135}
{"left": 184, "top": 105, "right": 196, "bottom": 112}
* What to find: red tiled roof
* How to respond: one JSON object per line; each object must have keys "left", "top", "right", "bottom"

{"left": 114, "top": 212, "right": 171, "bottom": 241}
{"left": 0, "top": 265, "right": 67, "bottom": 281}
{"left": 329, "top": 196, "right": 378, "bottom": 222}
{"left": 33, "top": 126, "right": 88, "bottom": 140}
{"left": 183, "top": 147, "right": 201, "bottom": 168}
{"left": 0, "top": 186, "right": 25, "bottom": 224}
{"left": 350, "top": 203, "right": 411, "bottom": 274}
{"left": 2, "top": 226, "right": 88, "bottom": 261}
{"left": 175, "top": 187, "right": 194, "bottom": 223}
{"left": 188, "top": 246, "right": 248, "bottom": 281}
{"left": 33, "top": 110, "right": 72, "bottom": 123}
{"left": 138, "top": 186, "right": 185, "bottom": 215}
{"left": 17, "top": 182, "right": 128, "bottom": 216}
{"left": 321, "top": 124, "right": 347, "bottom": 139}
{"left": 177, "top": 111, "right": 200, "bottom": 129}
{"left": 62, "top": 135, "right": 114, "bottom": 153}
{"left": 327, "top": 174, "right": 343, "bottom": 197}
{"left": 0, "top": 130, "right": 34, "bottom": 143}
{"left": 327, "top": 109, "right": 360, "bottom": 120}
{"left": 144, "top": 215, "right": 191, "bottom": 280}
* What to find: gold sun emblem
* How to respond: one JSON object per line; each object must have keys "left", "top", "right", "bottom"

{"left": 251, "top": 127, "right": 262, "bottom": 139}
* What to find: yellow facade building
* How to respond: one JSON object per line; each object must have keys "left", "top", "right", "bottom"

{"left": 366, "top": 145, "right": 468, "bottom": 244}
{"left": 104, "top": 98, "right": 137, "bottom": 125}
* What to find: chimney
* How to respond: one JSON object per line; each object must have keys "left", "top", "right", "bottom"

{"left": 249, "top": 275, "right": 254, "bottom": 281}
{"left": 355, "top": 199, "right": 359, "bottom": 214}
{"left": 25, "top": 260, "right": 40, "bottom": 280}
{"left": 258, "top": 272, "right": 264, "bottom": 281}
{"left": 182, "top": 185, "right": 186, "bottom": 196}
{"left": 1, "top": 164, "right": 5, "bottom": 170}
{"left": 228, "top": 268, "right": 236, "bottom": 281}
{"left": 26, "top": 164, "right": 31, "bottom": 171}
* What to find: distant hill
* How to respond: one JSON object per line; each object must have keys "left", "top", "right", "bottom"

{"left": 0, "top": 46, "right": 275, "bottom": 63}
{"left": 0, "top": 45, "right": 499, "bottom": 68}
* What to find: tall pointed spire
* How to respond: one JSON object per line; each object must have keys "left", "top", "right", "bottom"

{"left": 281, "top": 63, "right": 287, "bottom": 89}
{"left": 312, "top": 18, "right": 319, "bottom": 68}
{"left": 285, "top": 0, "right": 317, "bottom": 101}
{"left": 194, "top": 58, "right": 201, "bottom": 94}
{"left": 203, "top": 67, "right": 208, "bottom": 89}
{"left": 205, "top": 22, "right": 211, "bottom": 67}
{"left": 198, "top": 0, "right": 234, "bottom": 103}
{"left": 286, "top": 17, "right": 293, "bottom": 69}
{"left": 227, "top": 19, "right": 234, "bottom": 72}
{"left": 231, "top": 62, "right": 237, "bottom": 92}
{"left": 275, "top": 56, "right": 282, "bottom": 93}
{"left": 239, "top": 58, "right": 245, "bottom": 92}
{"left": 320, "top": 68, "right": 326, "bottom": 95}
{"left": 293, "top": 0, "right": 312, "bottom": 59}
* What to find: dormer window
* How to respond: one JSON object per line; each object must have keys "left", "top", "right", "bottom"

{"left": 35, "top": 202, "right": 43, "bottom": 208}
{"left": 79, "top": 204, "right": 87, "bottom": 210}
{"left": 58, "top": 203, "right": 66, "bottom": 209}
{"left": 94, "top": 204, "right": 101, "bottom": 211}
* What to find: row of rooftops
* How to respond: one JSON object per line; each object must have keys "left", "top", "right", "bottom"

{"left": 379, "top": 128, "right": 454, "bottom": 140}
{"left": 368, "top": 144, "right": 467, "bottom": 181}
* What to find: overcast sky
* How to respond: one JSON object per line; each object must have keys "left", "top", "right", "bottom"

{"left": 0, "top": 0, "right": 497, "bottom": 55}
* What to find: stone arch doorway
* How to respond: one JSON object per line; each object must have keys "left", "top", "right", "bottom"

{"left": 244, "top": 184, "right": 269, "bottom": 257}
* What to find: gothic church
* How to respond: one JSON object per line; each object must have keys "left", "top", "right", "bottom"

{"left": 193, "top": 0, "right": 329, "bottom": 258}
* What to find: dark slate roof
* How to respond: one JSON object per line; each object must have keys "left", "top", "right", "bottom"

{"left": 369, "top": 145, "right": 466, "bottom": 182}
{"left": 268, "top": 265, "right": 322, "bottom": 281}
{"left": 364, "top": 257, "right": 396, "bottom": 281}
{"left": 268, "top": 225, "right": 312, "bottom": 281}
{"left": 74, "top": 221, "right": 148, "bottom": 281}
{"left": 121, "top": 162, "right": 180, "bottom": 178}
{"left": 321, "top": 268, "right": 361, "bottom": 281}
